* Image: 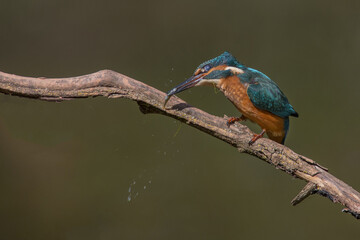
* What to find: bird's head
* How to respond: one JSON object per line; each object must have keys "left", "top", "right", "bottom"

{"left": 164, "top": 52, "right": 245, "bottom": 107}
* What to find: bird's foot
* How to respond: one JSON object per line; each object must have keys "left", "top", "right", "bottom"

{"left": 226, "top": 115, "right": 247, "bottom": 127}
{"left": 249, "top": 129, "right": 266, "bottom": 145}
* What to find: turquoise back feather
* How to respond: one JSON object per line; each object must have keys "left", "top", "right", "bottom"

{"left": 239, "top": 68, "right": 298, "bottom": 118}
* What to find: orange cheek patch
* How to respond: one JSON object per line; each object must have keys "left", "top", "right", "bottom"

{"left": 210, "top": 65, "right": 227, "bottom": 71}
{"left": 194, "top": 65, "right": 227, "bottom": 77}
{"left": 201, "top": 65, "right": 227, "bottom": 77}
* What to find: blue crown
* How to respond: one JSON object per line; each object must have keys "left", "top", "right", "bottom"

{"left": 196, "top": 51, "right": 241, "bottom": 73}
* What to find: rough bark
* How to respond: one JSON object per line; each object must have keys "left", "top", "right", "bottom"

{"left": 0, "top": 69, "right": 359, "bottom": 219}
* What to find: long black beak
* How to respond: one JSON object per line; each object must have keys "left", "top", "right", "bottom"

{"left": 164, "top": 73, "right": 205, "bottom": 108}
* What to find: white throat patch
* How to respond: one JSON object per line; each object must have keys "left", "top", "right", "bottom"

{"left": 195, "top": 79, "right": 220, "bottom": 87}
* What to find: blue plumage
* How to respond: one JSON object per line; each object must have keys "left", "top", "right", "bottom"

{"left": 241, "top": 68, "right": 298, "bottom": 118}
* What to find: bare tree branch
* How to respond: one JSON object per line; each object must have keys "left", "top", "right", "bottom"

{"left": 0, "top": 69, "right": 359, "bottom": 219}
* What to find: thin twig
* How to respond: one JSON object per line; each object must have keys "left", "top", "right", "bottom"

{"left": 291, "top": 182, "right": 317, "bottom": 206}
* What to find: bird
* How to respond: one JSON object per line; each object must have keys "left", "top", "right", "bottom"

{"left": 164, "top": 52, "right": 298, "bottom": 145}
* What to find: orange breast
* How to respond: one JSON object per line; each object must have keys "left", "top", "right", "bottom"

{"left": 218, "top": 76, "right": 285, "bottom": 143}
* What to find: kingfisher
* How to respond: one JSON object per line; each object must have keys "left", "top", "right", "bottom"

{"left": 164, "top": 52, "right": 298, "bottom": 145}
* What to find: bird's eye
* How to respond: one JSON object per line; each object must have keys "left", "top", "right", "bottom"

{"left": 201, "top": 65, "right": 211, "bottom": 73}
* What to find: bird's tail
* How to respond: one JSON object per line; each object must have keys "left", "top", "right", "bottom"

{"left": 281, "top": 117, "right": 290, "bottom": 144}
{"left": 267, "top": 117, "right": 289, "bottom": 145}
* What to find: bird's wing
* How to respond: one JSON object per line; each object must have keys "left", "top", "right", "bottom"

{"left": 246, "top": 76, "right": 297, "bottom": 118}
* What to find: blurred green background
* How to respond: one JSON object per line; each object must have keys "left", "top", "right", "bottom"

{"left": 0, "top": 0, "right": 359, "bottom": 239}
